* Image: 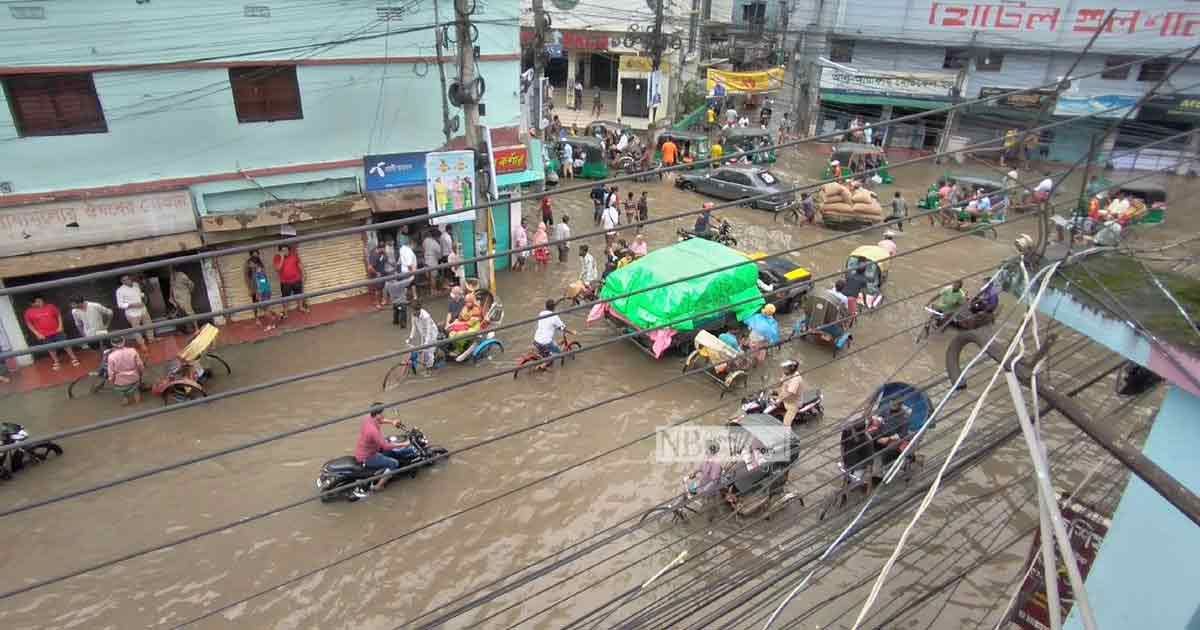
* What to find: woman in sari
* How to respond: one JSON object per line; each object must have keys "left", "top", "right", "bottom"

{"left": 533, "top": 222, "right": 551, "bottom": 271}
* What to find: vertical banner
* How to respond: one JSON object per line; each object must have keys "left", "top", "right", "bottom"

{"left": 1009, "top": 499, "right": 1110, "bottom": 630}
{"left": 648, "top": 70, "right": 663, "bottom": 109}
{"left": 425, "top": 150, "right": 477, "bottom": 225}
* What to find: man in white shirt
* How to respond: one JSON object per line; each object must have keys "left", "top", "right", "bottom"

{"left": 397, "top": 235, "right": 418, "bottom": 296}
{"left": 406, "top": 298, "right": 439, "bottom": 373}
{"left": 561, "top": 141, "right": 574, "bottom": 179}
{"left": 601, "top": 200, "right": 620, "bottom": 246}
{"left": 725, "top": 107, "right": 738, "bottom": 126}
{"left": 115, "top": 274, "right": 153, "bottom": 348}
{"left": 553, "top": 215, "right": 571, "bottom": 263}
{"left": 70, "top": 297, "right": 113, "bottom": 351}
{"left": 579, "top": 244, "right": 599, "bottom": 288}
{"left": 533, "top": 299, "right": 575, "bottom": 356}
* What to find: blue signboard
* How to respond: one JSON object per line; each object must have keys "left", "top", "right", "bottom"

{"left": 1053, "top": 94, "right": 1139, "bottom": 119}
{"left": 364, "top": 152, "right": 426, "bottom": 191}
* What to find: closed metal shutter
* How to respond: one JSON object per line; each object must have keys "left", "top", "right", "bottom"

{"left": 215, "top": 232, "right": 367, "bottom": 321}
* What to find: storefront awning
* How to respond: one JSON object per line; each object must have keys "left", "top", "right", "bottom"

{"left": 0, "top": 232, "right": 203, "bottom": 278}
{"left": 821, "top": 91, "right": 950, "bottom": 111}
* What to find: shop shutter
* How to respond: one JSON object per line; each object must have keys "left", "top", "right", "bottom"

{"left": 214, "top": 232, "right": 367, "bottom": 321}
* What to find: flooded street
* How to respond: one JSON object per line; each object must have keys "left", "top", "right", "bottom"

{"left": 1, "top": 146, "right": 1196, "bottom": 630}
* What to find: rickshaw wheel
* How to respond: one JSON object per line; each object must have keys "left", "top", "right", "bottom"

{"left": 161, "top": 383, "right": 206, "bottom": 405}
{"left": 473, "top": 343, "right": 502, "bottom": 363}
{"left": 684, "top": 350, "right": 706, "bottom": 373}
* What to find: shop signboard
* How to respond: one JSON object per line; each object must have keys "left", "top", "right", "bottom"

{"left": 707, "top": 67, "right": 786, "bottom": 95}
{"left": 492, "top": 146, "right": 529, "bottom": 175}
{"left": 1010, "top": 499, "right": 1110, "bottom": 630}
{"left": 425, "top": 150, "right": 477, "bottom": 226}
{"left": 519, "top": 29, "right": 609, "bottom": 51}
{"left": 0, "top": 190, "right": 197, "bottom": 257}
{"left": 364, "top": 152, "right": 427, "bottom": 192}
{"left": 1053, "top": 94, "right": 1138, "bottom": 118}
{"left": 979, "top": 87, "right": 1057, "bottom": 112}
{"left": 1139, "top": 94, "right": 1200, "bottom": 122}
{"left": 819, "top": 68, "right": 955, "bottom": 98}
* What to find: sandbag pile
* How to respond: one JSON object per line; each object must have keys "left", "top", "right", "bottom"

{"left": 818, "top": 182, "right": 883, "bottom": 224}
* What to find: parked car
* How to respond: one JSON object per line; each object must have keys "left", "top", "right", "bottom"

{"left": 675, "top": 166, "right": 796, "bottom": 212}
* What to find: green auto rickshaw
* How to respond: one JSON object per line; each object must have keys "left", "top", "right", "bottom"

{"left": 821, "top": 143, "right": 894, "bottom": 184}
{"left": 560, "top": 136, "right": 609, "bottom": 179}
{"left": 724, "top": 127, "right": 775, "bottom": 164}
{"left": 654, "top": 130, "right": 710, "bottom": 168}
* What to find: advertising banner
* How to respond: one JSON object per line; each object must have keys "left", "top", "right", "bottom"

{"left": 979, "top": 87, "right": 1058, "bottom": 111}
{"left": 820, "top": 68, "right": 956, "bottom": 98}
{"left": 706, "top": 67, "right": 785, "bottom": 95}
{"left": 1140, "top": 94, "right": 1200, "bottom": 121}
{"left": 425, "top": 151, "right": 477, "bottom": 225}
{"left": 1010, "top": 500, "right": 1110, "bottom": 630}
{"left": 364, "top": 152, "right": 427, "bottom": 192}
{"left": 1053, "top": 94, "right": 1139, "bottom": 118}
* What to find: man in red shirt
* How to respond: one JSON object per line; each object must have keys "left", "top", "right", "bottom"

{"left": 273, "top": 244, "right": 310, "bottom": 318}
{"left": 354, "top": 404, "right": 416, "bottom": 497}
{"left": 23, "top": 295, "right": 78, "bottom": 370}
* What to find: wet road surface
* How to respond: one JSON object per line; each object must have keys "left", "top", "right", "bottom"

{"left": 1, "top": 146, "right": 1195, "bottom": 629}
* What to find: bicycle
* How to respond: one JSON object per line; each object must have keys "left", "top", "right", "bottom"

{"left": 513, "top": 331, "right": 581, "bottom": 378}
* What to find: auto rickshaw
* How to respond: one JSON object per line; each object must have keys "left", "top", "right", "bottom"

{"left": 152, "top": 323, "right": 232, "bottom": 405}
{"left": 724, "top": 127, "right": 775, "bottom": 163}
{"left": 655, "top": 130, "right": 710, "bottom": 168}
{"left": 684, "top": 329, "right": 753, "bottom": 394}
{"left": 560, "top": 136, "right": 609, "bottom": 179}
{"left": 845, "top": 245, "right": 890, "bottom": 307}
{"left": 584, "top": 119, "right": 633, "bottom": 140}
{"left": 822, "top": 143, "right": 894, "bottom": 184}
{"left": 792, "top": 292, "right": 853, "bottom": 357}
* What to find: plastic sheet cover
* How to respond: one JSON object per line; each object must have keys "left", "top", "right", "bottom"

{"left": 600, "top": 238, "right": 764, "bottom": 332}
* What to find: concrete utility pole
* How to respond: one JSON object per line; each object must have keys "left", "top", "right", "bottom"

{"left": 777, "top": 0, "right": 789, "bottom": 63}
{"left": 531, "top": 0, "right": 548, "bottom": 192}
{"left": 456, "top": 0, "right": 481, "bottom": 147}
{"left": 433, "top": 0, "right": 453, "bottom": 144}
{"left": 797, "top": 0, "right": 827, "bottom": 137}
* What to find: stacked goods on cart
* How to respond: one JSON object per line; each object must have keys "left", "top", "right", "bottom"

{"left": 818, "top": 182, "right": 883, "bottom": 226}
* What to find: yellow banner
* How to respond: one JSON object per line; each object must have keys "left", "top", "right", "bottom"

{"left": 620, "top": 55, "right": 668, "bottom": 73}
{"left": 706, "top": 67, "right": 785, "bottom": 94}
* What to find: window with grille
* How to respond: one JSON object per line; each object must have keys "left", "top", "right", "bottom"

{"left": 975, "top": 51, "right": 1004, "bottom": 72}
{"left": 830, "top": 39, "right": 854, "bottom": 64}
{"left": 1137, "top": 60, "right": 1169, "bottom": 82}
{"left": 1101, "top": 57, "right": 1133, "bottom": 80}
{"left": 229, "top": 66, "right": 303, "bottom": 123}
{"left": 3, "top": 73, "right": 107, "bottom": 137}
{"left": 943, "top": 48, "right": 969, "bottom": 70}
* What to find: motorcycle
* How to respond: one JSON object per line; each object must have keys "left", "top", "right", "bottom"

{"left": 0, "top": 422, "right": 64, "bottom": 480}
{"left": 316, "top": 423, "right": 449, "bottom": 502}
{"left": 677, "top": 219, "right": 738, "bottom": 248}
{"left": 740, "top": 388, "right": 824, "bottom": 426}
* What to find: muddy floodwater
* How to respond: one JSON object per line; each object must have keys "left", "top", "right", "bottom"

{"left": 1, "top": 145, "right": 1196, "bottom": 629}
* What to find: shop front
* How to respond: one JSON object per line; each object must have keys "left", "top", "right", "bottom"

{"left": 198, "top": 194, "right": 372, "bottom": 322}
{"left": 818, "top": 68, "right": 956, "bottom": 150}
{"left": 1045, "top": 93, "right": 1140, "bottom": 164}
{"left": 617, "top": 55, "right": 671, "bottom": 128}
{"left": 0, "top": 190, "right": 204, "bottom": 364}
{"left": 521, "top": 28, "right": 616, "bottom": 95}
{"left": 492, "top": 140, "right": 547, "bottom": 272}
{"left": 1130, "top": 94, "right": 1200, "bottom": 175}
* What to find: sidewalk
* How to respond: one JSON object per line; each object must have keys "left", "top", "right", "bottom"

{"left": 1, "top": 293, "right": 380, "bottom": 395}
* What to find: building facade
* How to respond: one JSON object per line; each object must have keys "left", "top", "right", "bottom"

{"left": 0, "top": 0, "right": 521, "bottom": 364}
{"left": 790, "top": 0, "right": 1199, "bottom": 166}
{"left": 521, "top": 0, "right": 732, "bottom": 128}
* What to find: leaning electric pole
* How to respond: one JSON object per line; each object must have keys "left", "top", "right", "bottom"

{"left": 531, "top": 0, "right": 548, "bottom": 192}
{"left": 650, "top": 0, "right": 666, "bottom": 120}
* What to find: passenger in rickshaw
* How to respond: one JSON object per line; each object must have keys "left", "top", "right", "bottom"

{"left": 867, "top": 397, "right": 912, "bottom": 469}
{"left": 745, "top": 304, "right": 780, "bottom": 364}
{"left": 630, "top": 233, "right": 649, "bottom": 258}
{"left": 969, "top": 281, "right": 999, "bottom": 316}
{"left": 447, "top": 291, "right": 484, "bottom": 336}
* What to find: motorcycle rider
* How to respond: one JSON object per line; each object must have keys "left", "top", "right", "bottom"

{"left": 778, "top": 360, "right": 807, "bottom": 428}
{"left": 353, "top": 403, "right": 417, "bottom": 498}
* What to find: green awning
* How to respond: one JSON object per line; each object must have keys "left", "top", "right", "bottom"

{"left": 821, "top": 91, "right": 950, "bottom": 111}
